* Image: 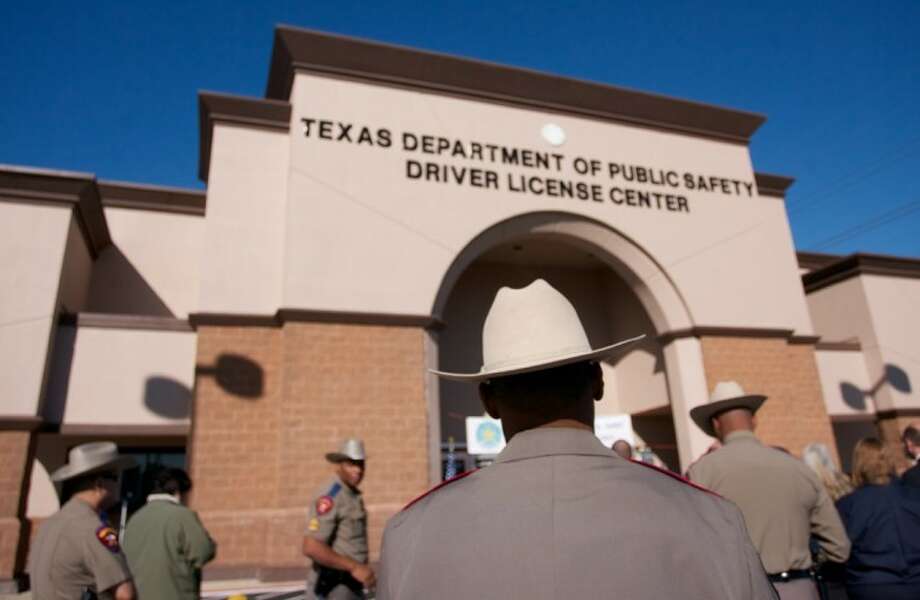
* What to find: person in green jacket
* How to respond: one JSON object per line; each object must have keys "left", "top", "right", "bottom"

{"left": 124, "top": 467, "right": 217, "bottom": 600}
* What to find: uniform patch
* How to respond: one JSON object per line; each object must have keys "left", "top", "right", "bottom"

{"left": 95, "top": 525, "right": 120, "bottom": 553}
{"left": 316, "top": 496, "right": 334, "bottom": 515}
{"left": 308, "top": 517, "right": 320, "bottom": 531}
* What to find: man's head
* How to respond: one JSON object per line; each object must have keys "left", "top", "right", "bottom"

{"left": 62, "top": 470, "right": 122, "bottom": 509}
{"left": 150, "top": 467, "right": 193, "bottom": 504}
{"left": 334, "top": 459, "right": 366, "bottom": 489}
{"left": 711, "top": 407, "right": 757, "bottom": 441}
{"left": 903, "top": 425, "right": 920, "bottom": 460}
{"left": 611, "top": 439, "right": 633, "bottom": 459}
{"left": 479, "top": 360, "right": 603, "bottom": 440}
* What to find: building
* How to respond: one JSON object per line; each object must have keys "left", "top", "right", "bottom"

{"left": 1, "top": 25, "right": 918, "bottom": 589}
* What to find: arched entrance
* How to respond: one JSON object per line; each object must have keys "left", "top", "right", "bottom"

{"left": 428, "top": 212, "right": 712, "bottom": 478}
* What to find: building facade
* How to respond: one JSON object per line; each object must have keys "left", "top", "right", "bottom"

{"left": 1, "top": 26, "right": 918, "bottom": 589}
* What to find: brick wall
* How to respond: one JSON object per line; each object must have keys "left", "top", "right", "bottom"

{"left": 0, "top": 431, "right": 32, "bottom": 581}
{"left": 189, "top": 322, "right": 430, "bottom": 577}
{"left": 699, "top": 337, "right": 838, "bottom": 461}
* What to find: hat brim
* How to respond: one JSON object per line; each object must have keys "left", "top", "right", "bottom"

{"left": 325, "top": 453, "right": 366, "bottom": 463}
{"left": 430, "top": 333, "right": 646, "bottom": 383}
{"left": 689, "top": 395, "right": 767, "bottom": 438}
{"left": 51, "top": 455, "right": 136, "bottom": 483}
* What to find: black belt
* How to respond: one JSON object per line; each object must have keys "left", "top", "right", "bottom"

{"left": 768, "top": 569, "right": 813, "bottom": 583}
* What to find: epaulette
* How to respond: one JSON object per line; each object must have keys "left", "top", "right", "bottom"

{"left": 628, "top": 459, "right": 721, "bottom": 497}
{"left": 328, "top": 482, "right": 342, "bottom": 498}
{"left": 401, "top": 469, "right": 478, "bottom": 512}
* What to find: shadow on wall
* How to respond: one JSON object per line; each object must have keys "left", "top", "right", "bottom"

{"left": 197, "top": 354, "right": 264, "bottom": 399}
{"left": 144, "top": 376, "right": 193, "bottom": 419}
{"left": 840, "top": 363, "right": 912, "bottom": 410}
{"left": 85, "top": 245, "right": 175, "bottom": 316}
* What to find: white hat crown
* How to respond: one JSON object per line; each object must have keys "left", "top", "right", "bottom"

{"left": 710, "top": 380, "right": 748, "bottom": 403}
{"left": 481, "top": 279, "right": 592, "bottom": 373}
{"left": 51, "top": 441, "right": 134, "bottom": 482}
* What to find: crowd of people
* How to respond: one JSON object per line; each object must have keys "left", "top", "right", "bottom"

{"left": 24, "top": 279, "right": 920, "bottom": 599}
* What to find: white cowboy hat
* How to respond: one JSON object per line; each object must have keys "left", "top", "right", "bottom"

{"left": 50, "top": 442, "right": 136, "bottom": 482}
{"left": 689, "top": 381, "right": 767, "bottom": 438}
{"left": 325, "top": 438, "right": 367, "bottom": 463}
{"left": 431, "top": 279, "right": 645, "bottom": 382}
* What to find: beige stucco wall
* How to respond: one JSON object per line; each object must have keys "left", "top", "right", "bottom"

{"left": 860, "top": 275, "right": 920, "bottom": 410}
{"left": 45, "top": 326, "right": 196, "bottom": 426}
{"left": 199, "top": 124, "right": 288, "bottom": 315}
{"left": 814, "top": 349, "right": 874, "bottom": 416}
{"left": 806, "top": 277, "right": 875, "bottom": 343}
{"left": 86, "top": 208, "right": 204, "bottom": 317}
{"left": 0, "top": 202, "right": 73, "bottom": 416}
{"left": 58, "top": 218, "right": 92, "bottom": 313}
{"left": 279, "top": 72, "right": 814, "bottom": 337}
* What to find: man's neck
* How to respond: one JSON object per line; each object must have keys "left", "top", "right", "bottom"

{"left": 538, "top": 418, "right": 593, "bottom": 432}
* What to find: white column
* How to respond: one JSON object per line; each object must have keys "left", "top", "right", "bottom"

{"left": 662, "top": 337, "right": 714, "bottom": 471}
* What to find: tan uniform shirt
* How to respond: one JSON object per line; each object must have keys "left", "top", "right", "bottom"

{"left": 29, "top": 497, "right": 133, "bottom": 600}
{"left": 305, "top": 476, "right": 369, "bottom": 572}
{"left": 378, "top": 428, "right": 777, "bottom": 600}
{"left": 688, "top": 430, "right": 851, "bottom": 574}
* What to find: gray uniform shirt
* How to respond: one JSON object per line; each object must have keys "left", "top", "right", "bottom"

{"left": 29, "top": 497, "right": 133, "bottom": 600}
{"left": 378, "top": 428, "right": 777, "bottom": 600}
{"left": 305, "top": 476, "right": 369, "bottom": 572}
{"left": 688, "top": 430, "right": 851, "bottom": 574}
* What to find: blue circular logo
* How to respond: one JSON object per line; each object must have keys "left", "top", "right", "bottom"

{"left": 476, "top": 421, "right": 503, "bottom": 450}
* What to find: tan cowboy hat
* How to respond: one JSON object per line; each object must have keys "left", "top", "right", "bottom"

{"left": 326, "top": 438, "right": 367, "bottom": 463}
{"left": 50, "top": 442, "right": 135, "bottom": 482}
{"left": 431, "top": 279, "right": 645, "bottom": 382}
{"left": 690, "top": 381, "right": 767, "bottom": 438}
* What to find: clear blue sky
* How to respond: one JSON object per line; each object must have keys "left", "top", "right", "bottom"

{"left": 2, "top": 1, "right": 918, "bottom": 256}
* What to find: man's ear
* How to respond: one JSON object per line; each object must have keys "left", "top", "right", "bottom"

{"left": 591, "top": 362, "right": 604, "bottom": 402}
{"left": 479, "top": 382, "right": 500, "bottom": 419}
{"left": 711, "top": 417, "right": 721, "bottom": 438}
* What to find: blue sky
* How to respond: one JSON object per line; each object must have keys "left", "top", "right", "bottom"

{"left": 2, "top": 1, "right": 918, "bottom": 256}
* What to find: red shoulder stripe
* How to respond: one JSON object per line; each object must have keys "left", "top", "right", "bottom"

{"left": 401, "top": 469, "right": 478, "bottom": 512}
{"left": 628, "top": 458, "right": 721, "bottom": 498}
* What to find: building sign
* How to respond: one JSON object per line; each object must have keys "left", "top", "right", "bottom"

{"left": 594, "top": 414, "right": 635, "bottom": 448}
{"left": 301, "top": 117, "right": 756, "bottom": 214}
{"left": 465, "top": 417, "right": 506, "bottom": 455}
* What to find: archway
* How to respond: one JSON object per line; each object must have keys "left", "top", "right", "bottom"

{"left": 428, "top": 212, "right": 712, "bottom": 478}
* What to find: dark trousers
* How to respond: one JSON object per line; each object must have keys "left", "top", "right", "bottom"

{"left": 846, "top": 583, "right": 920, "bottom": 600}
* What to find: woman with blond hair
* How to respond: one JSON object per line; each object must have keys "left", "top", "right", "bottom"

{"left": 803, "top": 442, "right": 853, "bottom": 502}
{"left": 836, "top": 437, "right": 920, "bottom": 600}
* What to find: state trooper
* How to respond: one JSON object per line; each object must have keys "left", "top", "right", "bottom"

{"left": 29, "top": 442, "right": 137, "bottom": 600}
{"left": 687, "top": 381, "right": 851, "bottom": 600}
{"left": 302, "top": 438, "right": 374, "bottom": 599}
{"left": 378, "top": 279, "right": 777, "bottom": 599}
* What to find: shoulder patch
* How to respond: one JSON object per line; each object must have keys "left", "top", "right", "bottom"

{"left": 628, "top": 459, "right": 721, "bottom": 498}
{"left": 401, "top": 469, "right": 478, "bottom": 512}
{"left": 95, "top": 525, "right": 120, "bottom": 553}
{"left": 316, "top": 496, "right": 335, "bottom": 515}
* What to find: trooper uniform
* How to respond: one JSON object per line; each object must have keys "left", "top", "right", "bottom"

{"left": 29, "top": 442, "right": 135, "bottom": 600}
{"left": 688, "top": 382, "right": 851, "bottom": 600}
{"left": 305, "top": 440, "right": 370, "bottom": 600}
{"left": 378, "top": 280, "right": 777, "bottom": 600}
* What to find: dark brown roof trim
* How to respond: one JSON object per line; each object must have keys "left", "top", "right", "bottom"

{"left": 58, "top": 424, "right": 190, "bottom": 436}
{"left": 829, "top": 414, "right": 876, "bottom": 423}
{"left": 59, "top": 312, "right": 193, "bottom": 332}
{"left": 266, "top": 26, "right": 766, "bottom": 144}
{"left": 876, "top": 408, "right": 920, "bottom": 420}
{"left": 198, "top": 91, "right": 292, "bottom": 182}
{"left": 814, "top": 340, "right": 862, "bottom": 351}
{"left": 789, "top": 334, "right": 821, "bottom": 345}
{"left": 796, "top": 251, "right": 841, "bottom": 272}
{"left": 99, "top": 180, "right": 206, "bottom": 216}
{"left": 658, "top": 326, "right": 793, "bottom": 345}
{"left": 189, "top": 309, "right": 443, "bottom": 329}
{"left": 278, "top": 308, "right": 444, "bottom": 329}
{"left": 803, "top": 253, "right": 920, "bottom": 293}
{"left": 0, "top": 164, "right": 111, "bottom": 257}
{"left": 0, "top": 416, "right": 45, "bottom": 432}
{"left": 754, "top": 172, "right": 795, "bottom": 199}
